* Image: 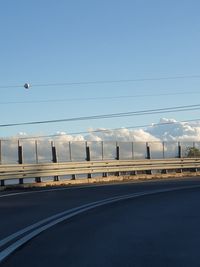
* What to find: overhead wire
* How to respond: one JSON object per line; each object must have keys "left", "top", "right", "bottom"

{"left": 5, "top": 117, "right": 200, "bottom": 140}
{"left": 0, "top": 91, "right": 200, "bottom": 105}
{"left": 29, "top": 74, "right": 200, "bottom": 87}
{"left": 1, "top": 103, "right": 200, "bottom": 128}
{"left": 1, "top": 74, "right": 200, "bottom": 89}
{"left": 1, "top": 75, "right": 200, "bottom": 139}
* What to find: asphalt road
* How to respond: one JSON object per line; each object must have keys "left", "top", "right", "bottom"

{"left": 1, "top": 177, "right": 200, "bottom": 266}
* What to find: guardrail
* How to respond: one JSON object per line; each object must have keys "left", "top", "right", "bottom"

{"left": 1, "top": 158, "right": 200, "bottom": 186}
{"left": 1, "top": 140, "right": 200, "bottom": 164}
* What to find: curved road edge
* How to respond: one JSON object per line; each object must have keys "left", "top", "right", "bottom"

{"left": 1, "top": 183, "right": 200, "bottom": 264}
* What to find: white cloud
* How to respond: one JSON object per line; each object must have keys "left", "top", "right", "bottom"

{"left": 55, "top": 131, "right": 85, "bottom": 142}
{"left": 82, "top": 119, "right": 200, "bottom": 142}
{"left": 9, "top": 118, "right": 200, "bottom": 142}
{"left": 84, "top": 128, "right": 160, "bottom": 142}
{"left": 147, "top": 118, "right": 200, "bottom": 141}
{"left": 2, "top": 118, "right": 200, "bottom": 163}
{"left": 13, "top": 118, "right": 200, "bottom": 142}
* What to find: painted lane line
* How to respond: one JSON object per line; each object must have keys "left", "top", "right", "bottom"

{"left": 0, "top": 192, "right": 149, "bottom": 262}
{"left": 0, "top": 183, "right": 126, "bottom": 198}
{"left": 0, "top": 185, "right": 96, "bottom": 198}
{"left": 0, "top": 192, "right": 146, "bottom": 249}
{"left": 1, "top": 184, "right": 200, "bottom": 263}
{"left": 1, "top": 183, "right": 199, "bottom": 249}
{"left": 1, "top": 177, "right": 197, "bottom": 199}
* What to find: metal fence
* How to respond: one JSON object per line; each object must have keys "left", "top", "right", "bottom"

{"left": 0, "top": 140, "right": 199, "bottom": 164}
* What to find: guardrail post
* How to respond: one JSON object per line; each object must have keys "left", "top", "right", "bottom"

{"left": 115, "top": 143, "right": 120, "bottom": 176}
{"left": 146, "top": 144, "right": 151, "bottom": 159}
{"left": 177, "top": 142, "right": 182, "bottom": 173}
{"left": 35, "top": 140, "right": 42, "bottom": 183}
{"left": 69, "top": 142, "right": 76, "bottom": 179}
{"left": 69, "top": 142, "right": 72, "bottom": 161}
{"left": 52, "top": 141, "right": 59, "bottom": 181}
{"left": 0, "top": 142, "right": 4, "bottom": 185}
{"left": 161, "top": 142, "right": 168, "bottom": 174}
{"left": 101, "top": 141, "right": 104, "bottom": 160}
{"left": 191, "top": 142, "right": 198, "bottom": 172}
{"left": 0, "top": 140, "right": 1, "bottom": 164}
{"left": 18, "top": 141, "right": 24, "bottom": 184}
{"left": 35, "top": 140, "right": 39, "bottom": 164}
{"left": 130, "top": 142, "right": 137, "bottom": 175}
{"left": 71, "top": 174, "right": 76, "bottom": 180}
{"left": 131, "top": 142, "right": 134, "bottom": 159}
{"left": 162, "top": 141, "right": 165, "bottom": 159}
{"left": 86, "top": 143, "right": 92, "bottom": 178}
{"left": 86, "top": 145, "right": 91, "bottom": 161}
{"left": 146, "top": 143, "right": 152, "bottom": 175}
{"left": 102, "top": 172, "right": 108, "bottom": 177}
{"left": 116, "top": 145, "right": 120, "bottom": 160}
{"left": 18, "top": 144, "right": 23, "bottom": 164}
{"left": 0, "top": 140, "right": 4, "bottom": 186}
{"left": 102, "top": 141, "right": 108, "bottom": 177}
{"left": 178, "top": 142, "right": 182, "bottom": 158}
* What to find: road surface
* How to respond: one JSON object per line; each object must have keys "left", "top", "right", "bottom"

{"left": 1, "top": 177, "right": 200, "bottom": 266}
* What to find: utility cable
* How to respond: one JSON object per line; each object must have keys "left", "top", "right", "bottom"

{"left": 1, "top": 74, "right": 200, "bottom": 89}
{"left": 1, "top": 103, "right": 200, "bottom": 128}
{"left": 5, "top": 118, "right": 200, "bottom": 140}
{"left": 0, "top": 91, "right": 200, "bottom": 105}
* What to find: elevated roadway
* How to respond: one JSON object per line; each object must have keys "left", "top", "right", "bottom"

{"left": 1, "top": 177, "right": 200, "bottom": 266}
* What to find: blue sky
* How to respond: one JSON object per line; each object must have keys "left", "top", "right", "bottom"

{"left": 0, "top": 0, "right": 200, "bottom": 137}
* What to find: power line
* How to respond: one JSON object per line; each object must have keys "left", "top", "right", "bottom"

{"left": 57, "top": 118, "right": 200, "bottom": 136}
{"left": 1, "top": 74, "right": 200, "bottom": 89}
{"left": 6, "top": 118, "right": 200, "bottom": 140}
{"left": 0, "top": 91, "right": 200, "bottom": 105}
{"left": 30, "top": 75, "right": 200, "bottom": 87}
{"left": 1, "top": 103, "right": 200, "bottom": 128}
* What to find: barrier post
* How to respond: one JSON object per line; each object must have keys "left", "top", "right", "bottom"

{"left": 177, "top": 142, "right": 182, "bottom": 173}
{"left": 115, "top": 142, "right": 120, "bottom": 176}
{"left": 161, "top": 141, "right": 168, "bottom": 174}
{"left": 178, "top": 142, "right": 182, "bottom": 158}
{"left": 52, "top": 141, "right": 59, "bottom": 181}
{"left": 86, "top": 143, "right": 91, "bottom": 178}
{"left": 146, "top": 143, "right": 152, "bottom": 175}
{"left": 0, "top": 140, "right": 4, "bottom": 186}
{"left": 192, "top": 142, "right": 197, "bottom": 172}
{"left": 102, "top": 141, "right": 108, "bottom": 177}
{"left": 35, "top": 140, "right": 42, "bottom": 183}
{"left": 18, "top": 140, "right": 24, "bottom": 184}
{"left": 130, "top": 142, "right": 137, "bottom": 175}
{"left": 0, "top": 140, "right": 1, "bottom": 164}
{"left": 69, "top": 142, "right": 76, "bottom": 179}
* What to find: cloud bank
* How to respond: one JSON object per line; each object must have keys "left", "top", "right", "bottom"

{"left": 3, "top": 118, "right": 200, "bottom": 164}
{"left": 52, "top": 118, "right": 200, "bottom": 142}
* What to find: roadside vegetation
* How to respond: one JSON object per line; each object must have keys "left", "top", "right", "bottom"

{"left": 186, "top": 147, "right": 200, "bottom": 158}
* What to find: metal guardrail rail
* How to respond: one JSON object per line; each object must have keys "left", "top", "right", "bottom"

{"left": 0, "top": 158, "right": 200, "bottom": 186}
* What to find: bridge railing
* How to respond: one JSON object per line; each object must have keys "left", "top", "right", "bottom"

{"left": 0, "top": 158, "right": 200, "bottom": 187}
{"left": 0, "top": 140, "right": 200, "bottom": 164}
{"left": 0, "top": 140, "right": 200, "bottom": 186}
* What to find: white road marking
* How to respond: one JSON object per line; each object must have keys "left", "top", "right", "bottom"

{"left": 0, "top": 177, "right": 195, "bottom": 198}
{"left": 0, "top": 183, "right": 115, "bottom": 198}
{"left": 1, "top": 184, "right": 200, "bottom": 263}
